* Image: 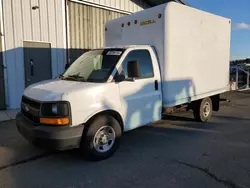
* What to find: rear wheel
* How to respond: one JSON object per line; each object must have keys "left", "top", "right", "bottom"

{"left": 80, "top": 115, "right": 122, "bottom": 161}
{"left": 193, "top": 97, "right": 212, "bottom": 122}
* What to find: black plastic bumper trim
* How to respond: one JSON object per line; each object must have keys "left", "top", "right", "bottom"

{"left": 16, "top": 112, "right": 84, "bottom": 150}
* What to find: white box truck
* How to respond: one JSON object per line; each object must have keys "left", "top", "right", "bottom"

{"left": 16, "top": 2, "right": 231, "bottom": 161}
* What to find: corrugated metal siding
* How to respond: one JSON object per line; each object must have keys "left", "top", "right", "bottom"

{"left": 2, "top": 0, "right": 66, "bottom": 109}
{"left": 73, "top": 0, "right": 150, "bottom": 13}
{"left": 68, "top": 1, "right": 128, "bottom": 63}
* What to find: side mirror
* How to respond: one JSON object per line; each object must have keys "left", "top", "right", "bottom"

{"left": 114, "top": 74, "right": 125, "bottom": 82}
{"left": 127, "top": 60, "right": 140, "bottom": 78}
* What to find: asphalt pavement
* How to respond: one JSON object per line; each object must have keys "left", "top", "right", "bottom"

{"left": 0, "top": 91, "right": 250, "bottom": 188}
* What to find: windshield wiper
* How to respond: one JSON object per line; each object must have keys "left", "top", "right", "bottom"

{"left": 65, "top": 74, "right": 85, "bottom": 81}
{"left": 58, "top": 74, "right": 65, "bottom": 79}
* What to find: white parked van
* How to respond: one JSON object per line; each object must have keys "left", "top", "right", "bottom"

{"left": 16, "top": 2, "right": 231, "bottom": 161}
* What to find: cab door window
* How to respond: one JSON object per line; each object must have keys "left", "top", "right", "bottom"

{"left": 121, "top": 50, "right": 154, "bottom": 79}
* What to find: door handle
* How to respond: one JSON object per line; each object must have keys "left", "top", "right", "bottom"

{"left": 30, "top": 59, "right": 34, "bottom": 76}
{"left": 154, "top": 80, "right": 158, "bottom": 91}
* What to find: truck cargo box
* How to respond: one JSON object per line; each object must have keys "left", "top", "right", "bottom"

{"left": 105, "top": 2, "right": 231, "bottom": 107}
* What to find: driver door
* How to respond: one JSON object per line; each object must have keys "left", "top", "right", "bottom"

{"left": 118, "top": 49, "right": 162, "bottom": 131}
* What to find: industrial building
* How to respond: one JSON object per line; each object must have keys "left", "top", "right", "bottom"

{"left": 0, "top": 0, "right": 186, "bottom": 110}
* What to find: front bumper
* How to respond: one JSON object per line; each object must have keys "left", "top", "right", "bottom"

{"left": 16, "top": 112, "right": 84, "bottom": 150}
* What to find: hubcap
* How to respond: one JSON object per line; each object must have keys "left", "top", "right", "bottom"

{"left": 203, "top": 102, "right": 211, "bottom": 117}
{"left": 93, "top": 126, "right": 116, "bottom": 153}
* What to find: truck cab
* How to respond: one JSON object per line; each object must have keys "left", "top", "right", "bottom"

{"left": 16, "top": 45, "right": 163, "bottom": 161}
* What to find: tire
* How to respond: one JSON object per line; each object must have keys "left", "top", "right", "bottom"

{"left": 80, "top": 115, "right": 122, "bottom": 161}
{"left": 193, "top": 97, "right": 212, "bottom": 122}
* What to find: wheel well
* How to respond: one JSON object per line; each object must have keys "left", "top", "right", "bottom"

{"left": 86, "top": 110, "right": 124, "bottom": 132}
{"left": 210, "top": 94, "right": 220, "bottom": 111}
{"left": 188, "top": 95, "right": 220, "bottom": 112}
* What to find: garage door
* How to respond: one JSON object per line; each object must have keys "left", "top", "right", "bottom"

{"left": 68, "top": 1, "right": 126, "bottom": 63}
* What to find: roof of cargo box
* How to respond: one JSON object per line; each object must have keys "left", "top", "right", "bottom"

{"left": 144, "top": 0, "right": 187, "bottom": 6}
{"left": 96, "top": 45, "right": 151, "bottom": 50}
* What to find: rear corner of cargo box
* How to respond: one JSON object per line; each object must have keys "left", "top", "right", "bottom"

{"left": 162, "top": 3, "right": 231, "bottom": 108}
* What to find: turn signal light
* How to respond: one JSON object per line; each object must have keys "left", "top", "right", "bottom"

{"left": 40, "top": 118, "right": 70, "bottom": 125}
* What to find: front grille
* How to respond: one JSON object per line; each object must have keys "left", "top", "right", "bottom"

{"left": 21, "top": 96, "right": 41, "bottom": 123}
{"left": 21, "top": 108, "right": 40, "bottom": 123}
{"left": 22, "top": 96, "right": 41, "bottom": 109}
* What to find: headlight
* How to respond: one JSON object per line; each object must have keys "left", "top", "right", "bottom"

{"left": 52, "top": 104, "right": 58, "bottom": 114}
{"left": 41, "top": 102, "right": 70, "bottom": 117}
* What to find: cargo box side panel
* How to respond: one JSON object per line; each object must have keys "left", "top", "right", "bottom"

{"left": 163, "top": 3, "right": 231, "bottom": 107}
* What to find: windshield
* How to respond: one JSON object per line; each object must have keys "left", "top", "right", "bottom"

{"left": 62, "top": 49, "right": 125, "bottom": 82}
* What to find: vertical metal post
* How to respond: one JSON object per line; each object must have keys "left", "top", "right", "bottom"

{"left": 247, "top": 70, "right": 250, "bottom": 89}
{"left": 236, "top": 66, "right": 239, "bottom": 90}
{"left": 0, "top": 0, "right": 6, "bottom": 109}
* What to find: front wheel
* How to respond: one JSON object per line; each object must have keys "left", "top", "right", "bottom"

{"left": 80, "top": 115, "right": 122, "bottom": 161}
{"left": 193, "top": 97, "right": 213, "bottom": 122}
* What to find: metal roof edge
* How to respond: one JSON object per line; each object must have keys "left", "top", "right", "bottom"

{"left": 144, "top": 0, "right": 188, "bottom": 7}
